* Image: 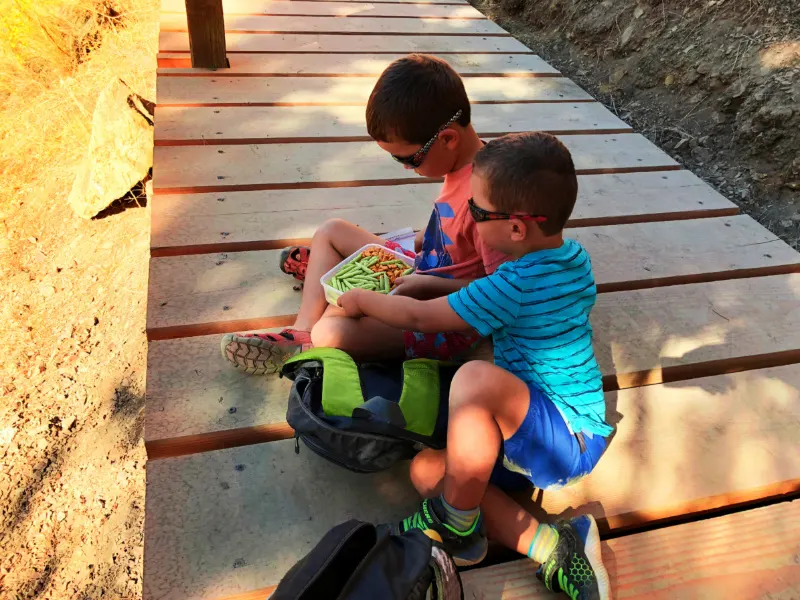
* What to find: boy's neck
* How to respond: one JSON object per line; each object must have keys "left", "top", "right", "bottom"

{"left": 451, "top": 125, "right": 484, "bottom": 172}
{"left": 509, "top": 232, "right": 565, "bottom": 259}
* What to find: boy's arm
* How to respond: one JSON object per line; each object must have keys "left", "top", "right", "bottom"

{"left": 338, "top": 289, "right": 470, "bottom": 333}
{"left": 393, "top": 274, "right": 473, "bottom": 300}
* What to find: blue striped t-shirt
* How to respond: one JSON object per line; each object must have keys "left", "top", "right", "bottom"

{"left": 448, "top": 239, "right": 612, "bottom": 437}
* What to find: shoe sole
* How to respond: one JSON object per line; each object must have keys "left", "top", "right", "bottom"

{"left": 583, "top": 515, "right": 612, "bottom": 600}
{"left": 421, "top": 529, "right": 487, "bottom": 568}
{"left": 219, "top": 334, "right": 300, "bottom": 375}
{"left": 451, "top": 539, "right": 488, "bottom": 568}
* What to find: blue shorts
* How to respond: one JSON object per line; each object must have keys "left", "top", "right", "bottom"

{"left": 489, "top": 384, "right": 607, "bottom": 491}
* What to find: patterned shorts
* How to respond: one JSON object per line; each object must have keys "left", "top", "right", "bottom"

{"left": 403, "top": 330, "right": 481, "bottom": 361}
{"left": 385, "top": 240, "right": 479, "bottom": 361}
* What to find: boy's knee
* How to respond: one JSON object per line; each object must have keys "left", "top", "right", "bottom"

{"left": 313, "top": 218, "right": 351, "bottom": 244}
{"left": 451, "top": 361, "right": 496, "bottom": 400}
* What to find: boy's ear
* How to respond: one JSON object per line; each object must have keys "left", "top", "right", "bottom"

{"left": 510, "top": 219, "right": 527, "bottom": 242}
{"left": 439, "top": 127, "right": 460, "bottom": 149}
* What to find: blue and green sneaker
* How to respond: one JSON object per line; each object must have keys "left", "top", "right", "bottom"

{"left": 383, "top": 497, "right": 488, "bottom": 567}
{"left": 537, "top": 515, "right": 611, "bottom": 600}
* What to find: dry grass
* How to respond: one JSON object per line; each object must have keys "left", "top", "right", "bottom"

{"left": 0, "top": 0, "right": 159, "bottom": 213}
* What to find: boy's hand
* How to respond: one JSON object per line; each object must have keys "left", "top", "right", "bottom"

{"left": 337, "top": 289, "right": 366, "bottom": 318}
{"left": 393, "top": 274, "right": 432, "bottom": 298}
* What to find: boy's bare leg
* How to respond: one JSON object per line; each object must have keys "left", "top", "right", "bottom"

{"left": 294, "top": 219, "right": 386, "bottom": 331}
{"left": 404, "top": 364, "right": 611, "bottom": 599}
{"left": 409, "top": 448, "right": 541, "bottom": 555}
{"left": 311, "top": 305, "right": 406, "bottom": 360}
{"left": 442, "top": 361, "right": 529, "bottom": 510}
{"left": 221, "top": 219, "right": 386, "bottom": 374}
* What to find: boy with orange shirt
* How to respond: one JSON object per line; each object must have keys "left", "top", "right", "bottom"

{"left": 220, "top": 54, "right": 506, "bottom": 372}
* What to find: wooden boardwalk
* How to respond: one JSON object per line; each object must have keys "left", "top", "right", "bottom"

{"left": 144, "top": 0, "right": 800, "bottom": 598}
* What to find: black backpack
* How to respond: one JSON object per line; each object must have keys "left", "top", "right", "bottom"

{"left": 270, "top": 519, "right": 463, "bottom": 600}
{"left": 281, "top": 348, "right": 456, "bottom": 473}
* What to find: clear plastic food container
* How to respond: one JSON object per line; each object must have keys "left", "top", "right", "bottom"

{"left": 320, "top": 243, "right": 415, "bottom": 307}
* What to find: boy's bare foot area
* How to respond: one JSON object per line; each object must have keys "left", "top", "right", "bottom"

{"left": 220, "top": 329, "right": 313, "bottom": 375}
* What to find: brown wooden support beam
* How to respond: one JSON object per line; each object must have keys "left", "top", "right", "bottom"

{"left": 184, "top": 0, "right": 229, "bottom": 69}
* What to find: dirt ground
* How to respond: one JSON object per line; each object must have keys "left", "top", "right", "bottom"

{"left": 0, "top": 1, "right": 156, "bottom": 598}
{"left": 476, "top": 0, "right": 800, "bottom": 248}
{"left": 0, "top": 0, "right": 797, "bottom": 599}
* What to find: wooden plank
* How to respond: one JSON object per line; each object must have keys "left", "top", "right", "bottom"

{"left": 153, "top": 103, "right": 630, "bottom": 144}
{"left": 144, "top": 329, "right": 294, "bottom": 458}
{"left": 151, "top": 134, "right": 678, "bottom": 193}
{"left": 461, "top": 501, "right": 800, "bottom": 599}
{"left": 533, "top": 365, "right": 800, "bottom": 531}
{"left": 163, "top": 0, "right": 483, "bottom": 17}
{"left": 145, "top": 216, "right": 800, "bottom": 337}
{"left": 149, "top": 171, "right": 738, "bottom": 254}
{"left": 592, "top": 273, "right": 800, "bottom": 389}
{"left": 185, "top": 0, "right": 228, "bottom": 69}
{"left": 156, "top": 52, "right": 561, "bottom": 75}
{"left": 156, "top": 75, "right": 591, "bottom": 105}
{"left": 160, "top": 13, "right": 509, "bottom": 35}
{"left": 144, "top": 275, "right": 800, "bottom": 456}
{"left": 143, "top": 440, "right": 420, "bottom": 600}
{"left": 159, "top": 32, "right": 532, "bottom": 53}
{"left": 143, "top": 371, "right": 800, "bottom": 599}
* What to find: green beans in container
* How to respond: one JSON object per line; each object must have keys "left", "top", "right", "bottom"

{"left": 321, "top": 243, "right": 416, "bottom": 306}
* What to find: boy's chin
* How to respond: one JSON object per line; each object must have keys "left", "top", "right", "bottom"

{"left": 414, "top": 165, "right": 447, "bottom": 178}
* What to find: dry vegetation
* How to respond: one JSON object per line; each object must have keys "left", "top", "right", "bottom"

{"left": 0, "top": 0, "right": 157, "bottom": 598}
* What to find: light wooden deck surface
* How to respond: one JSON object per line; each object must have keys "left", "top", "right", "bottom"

{"left": 144, "top": 1, "right": 800, "bottom": 598}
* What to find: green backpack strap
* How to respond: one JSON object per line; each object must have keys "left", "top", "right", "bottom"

{"left": 398, "top": 359, "right": 441, "bottom": 437}
{"left": 282, "top": 348, "right": 364, "bottom": 417}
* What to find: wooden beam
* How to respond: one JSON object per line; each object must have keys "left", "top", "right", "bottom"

{"left": 185, "top": 0, "right": 229, "bottom": 69}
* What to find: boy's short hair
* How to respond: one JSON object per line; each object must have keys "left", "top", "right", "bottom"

{"left": 473, "top": 132, "right": 578, "bottom": 236}
{"left": 366, "top": 54, "right": 471, "bottom": 144}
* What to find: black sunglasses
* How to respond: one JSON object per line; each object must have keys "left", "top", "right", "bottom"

{"left": 468, "top": 198, "right": 547, "bottom": 223}
{"left": 391, "top": 110, "right": 463, "bottom": 168}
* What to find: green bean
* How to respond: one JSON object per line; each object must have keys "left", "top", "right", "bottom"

{"left": 402, "top": 267, "right": 414, "bottom": 276}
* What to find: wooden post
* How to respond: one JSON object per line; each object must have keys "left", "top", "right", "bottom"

{"left": 185, "top": 0, "right": 228, "bottom": 69}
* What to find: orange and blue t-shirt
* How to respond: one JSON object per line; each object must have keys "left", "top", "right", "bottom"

{"left": 415, "top": 163, "right": 507, "bottom": 279}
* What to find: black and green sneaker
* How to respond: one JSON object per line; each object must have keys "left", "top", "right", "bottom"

{"left": 382, "top": 497, "right": 488, "bottom": 567}
{"left": 537, "top": 515, "right": 611, "bottom": 600}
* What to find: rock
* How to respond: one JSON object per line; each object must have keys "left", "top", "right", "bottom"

{"left": 39, "top": 283, "right": 55, "bottom": 297}
{"left": 633, "top": 6, "right": 644, "bottom": 18}
{"left": 756, "top": 104, "right": 794, "bottom": 125}
{"left": 664, "top": 74, "right": 676, "bottom": 86}
{"left": 37, "top": 438, "right": 48, "bottom": 450}
{"left": 620, "top": 22, "right": 636, "bottom": 48}
{"left": 684, "top": 68, "right": 701, "bottom": 86}
{"left": 609, "top": 68, "right": 627, "bottom": 85}
{"left": 67, "top": 79, "right": 153, "bottom": 219}
{"left": 791, "top": 212, "right": 800, "bottom": 221}
{"left": 62, "top": 416, "right": 77, "bottom": 432}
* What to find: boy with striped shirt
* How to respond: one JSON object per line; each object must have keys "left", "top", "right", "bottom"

{"left": 337, "top": 132, "right": 612, "bottom": 600}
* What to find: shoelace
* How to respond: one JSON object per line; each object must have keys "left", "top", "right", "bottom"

{"left": 401, "top": 511, "right": 429, "bottom": 532}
